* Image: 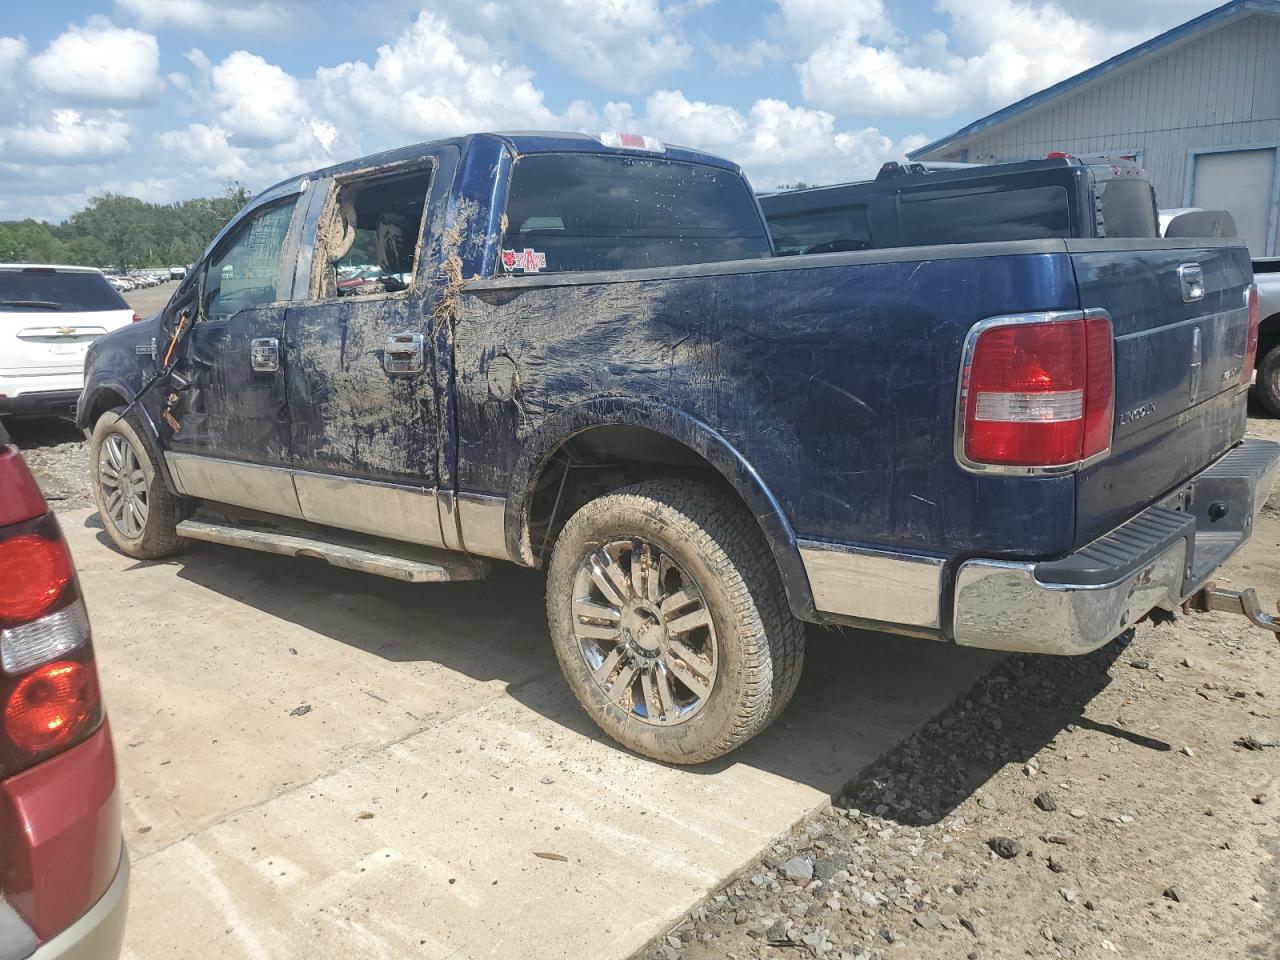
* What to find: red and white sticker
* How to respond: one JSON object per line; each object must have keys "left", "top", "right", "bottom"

{"left": 501, "top": 248, "right": 547, "bottom": 273}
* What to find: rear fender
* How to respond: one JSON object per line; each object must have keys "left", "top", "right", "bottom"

{"left": 507, "top": 398, "right": 818, "bottom": 621}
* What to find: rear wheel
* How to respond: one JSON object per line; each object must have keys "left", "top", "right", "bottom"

{"left": 90, "top": 407, "right": 189, "bottom": 559}
{"left": 1255, "top": 341, "right": 1280, "bottom": 417}
{"left": 545, "top": 479, "right": 805, "bottom": 764}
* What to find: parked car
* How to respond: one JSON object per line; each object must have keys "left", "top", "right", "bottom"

{"left": 167, "top": 267, "right": 185, "bottom": 281}
{"left": 78, "top": 132, "right": 1277, "bottom": 763}
{"left": 0, "top": 265, "right": 138, "bottom": 419}
{"left": 0, "top": 418, "right": 128, "bottom": 957}
{"left": 1254, "top": 257, "right": 1280, "bottom": 415}
{"left": 760, "top": 155, "right": 1160, "bottom": 255}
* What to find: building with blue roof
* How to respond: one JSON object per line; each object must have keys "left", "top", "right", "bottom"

{"left": 909, "top": 0, "right": 1280, "bottom": 257}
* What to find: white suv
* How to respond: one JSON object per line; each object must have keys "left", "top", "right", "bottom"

{"left": 0, "top": 264, "right": 137, "bottom": 418}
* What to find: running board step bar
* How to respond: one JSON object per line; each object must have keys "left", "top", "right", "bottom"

{"left": 175, "top": 516, "right": 489, "bottom": 583}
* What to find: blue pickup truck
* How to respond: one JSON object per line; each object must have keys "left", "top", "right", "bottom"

{"left": 78, "top": 132, "right": 1278, "bottom": 763}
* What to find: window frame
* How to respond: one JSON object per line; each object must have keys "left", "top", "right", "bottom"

{"left": 299, "top": 158, "right": 437, "bottom": 307}
{"left": 196, "top": 193, "right": 304, "bottom": 324}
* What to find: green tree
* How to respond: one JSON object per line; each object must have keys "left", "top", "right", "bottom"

{"left": 65, "top": 194, "right": 149, "bottom": 274}
{"left": 0, "top": 181, "right": 254, "bottom": 270}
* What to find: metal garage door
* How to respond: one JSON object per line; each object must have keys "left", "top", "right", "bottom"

{"left": 1191, "top": 148, "right": 1277, "bottom": 257}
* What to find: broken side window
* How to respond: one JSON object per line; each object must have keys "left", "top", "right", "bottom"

{"left": 201, "top": 198, "right": 297, "bottom": 322}
{"left": 316, "top": 166, "right": 433, "bottom": 299}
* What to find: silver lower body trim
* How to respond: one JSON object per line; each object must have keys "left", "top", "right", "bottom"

{"left": 293, "top": 469, "right": 444, "bottom": 547}
{"left": 799, "top": 540, "right": 944, "bottom": 629}
{"left": 456, "top": 492, "right": 510, "bottom": 561}
{"left": 166, "top": 452, "right": 304, "bottom": 520}
{"left": 952, "top": 540, "right": 1188, "bottom": 655}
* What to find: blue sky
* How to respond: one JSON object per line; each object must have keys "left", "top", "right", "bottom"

{"left": 0, "top": 0, "right": 1224, "bottom": 221}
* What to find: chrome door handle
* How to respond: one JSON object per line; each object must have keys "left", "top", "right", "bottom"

{"left": 250, "top": 337, "right": 279, "bottom": 372}
{"left": 383, "top": 332, "right": 425, "bottom": 375}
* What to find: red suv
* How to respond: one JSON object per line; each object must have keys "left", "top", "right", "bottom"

{"left": 0, "top": 420, "right": 127, "bottom": 959}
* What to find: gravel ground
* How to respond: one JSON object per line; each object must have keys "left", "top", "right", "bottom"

{"left": 640, "top": 414, "right": 1280, "bottom": 960}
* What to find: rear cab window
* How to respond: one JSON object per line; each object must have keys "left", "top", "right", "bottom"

{"left": 0, "top": 268, "right": 129, "bottom": 313}
{"left": 500, "top": 153, "right": 772, "bottom": 274}
{"left": 899, "top": 186, "right": 1072, "bottom": 245}
{"left": 768, "top": 206, "right": 871, "bottom": 256}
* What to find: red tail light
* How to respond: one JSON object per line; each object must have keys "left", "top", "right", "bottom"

{"left": 957, "top": 310, "right": 1114, "bottom": 474}
{"left": 0, "top": 513, "right": 102, "bottom": 776}
{"left": 131, "top": 313, "right": 143, "bottom": 323}
{"left": 0, "top": 533, "right": 73, "bottom": 623}
{"left": 1244, "top": 284, "right": 1260, "bottom": 386}
{"left": 5, "top": 661, "right": 97, "bottom": 754}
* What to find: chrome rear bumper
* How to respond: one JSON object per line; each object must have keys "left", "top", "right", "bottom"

{"left": 952, "top": 439, "right": 1280, "bottom": 655}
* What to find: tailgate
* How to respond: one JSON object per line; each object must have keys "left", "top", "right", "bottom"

{"left": 0, "top": 309, "right": 133, "bottom": 374}
{"left": 1071, "top": 239, "right": 1254, "bottom": 545}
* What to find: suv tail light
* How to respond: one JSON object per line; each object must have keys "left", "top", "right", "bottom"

{"left": 1244, "top": 284, "right": 1260, "bottom": 386}
{"left": 957, "top": 310, "right": 1115, "bottom": 474}
{"left": 0, "top": 514, "right": 102, "bottom": 778}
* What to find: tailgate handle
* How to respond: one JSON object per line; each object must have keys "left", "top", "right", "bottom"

{"left": 1178, "top": 263, "right": 1204, "bottom": 303}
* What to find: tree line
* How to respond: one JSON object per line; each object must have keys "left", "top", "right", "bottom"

{"left": 0, "top": 182, "right": 253, "bottom": 274}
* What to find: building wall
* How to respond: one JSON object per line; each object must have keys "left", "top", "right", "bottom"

{"left": 922, "top": 13, "right": 1280, "bottom": 254}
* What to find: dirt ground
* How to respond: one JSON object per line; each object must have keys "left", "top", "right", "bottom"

{"left": 641, "top": 415, "right": 1280, "bottom": 960}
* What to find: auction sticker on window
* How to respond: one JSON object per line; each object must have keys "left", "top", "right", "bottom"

{"left": 501, "top": 248, "right": 547, "bottom": 273}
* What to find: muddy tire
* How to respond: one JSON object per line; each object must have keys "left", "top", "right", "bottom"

{"left": 545, "top": 479, "right": 805, "bottom": 764}
{"left": 90, "top": 406, "right": 189, "bottom": 559}
{"left": 1255, "top": 341, "right": 1280, "bottom": 418}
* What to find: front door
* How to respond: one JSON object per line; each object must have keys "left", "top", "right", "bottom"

{"left": 283, "top": 160, "right": 445, "bottom": 545}
{"left": 166, "top": 193, "right": 305, "bottom": 517}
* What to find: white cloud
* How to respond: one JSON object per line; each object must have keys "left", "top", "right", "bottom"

{"left": 0, "top": 36, "right": 26, "bottom": 87}
{"left": 516, "top": 0, "right": 691, "bottom": 91}
{"left": 792, "top": 0, "right": 1146, "bottom": 118}
{"left": 628, "top": 90, "right": 918, "bottom": 188}
{"left": 315, "top": 12, "right": 556, "bottom": 143}
{"left": 211, "top": 51, "right": 310, "bottom": 146}
{"left": 27, "top": 24, "right": 162, "bottom": 106}
{"left": 115, "top": 0, "right": 292, "bottom": 32}
{"left": 0, "top": 108, "right": 131, "bottom": 164}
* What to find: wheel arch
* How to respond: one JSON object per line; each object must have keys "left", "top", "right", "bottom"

{"left": 504, "top": 398, "right": 817, "bottom": 621}
{"left": 79, "top": 378, "right": 178, "bottom": 492}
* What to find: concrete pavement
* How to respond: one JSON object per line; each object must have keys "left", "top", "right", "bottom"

{"left": 61, "top": 507, "right": 1001, "bottom": 960}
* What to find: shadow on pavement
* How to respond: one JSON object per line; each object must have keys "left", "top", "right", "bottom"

{"left": 82, "top": 514, "right": 1150, "bottom": 821}
{"left": 4, "top": 415, "right": 82, "bottom": 448}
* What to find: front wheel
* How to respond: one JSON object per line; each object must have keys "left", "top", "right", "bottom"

{"left": 90, "top": 407, "right": 189, "bottom": 559}
{"left": 545, "top": 479, "right": 805, "bottom": 764}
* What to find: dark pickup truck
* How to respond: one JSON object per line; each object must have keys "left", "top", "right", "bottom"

{"left": 79, "top": 132, "right": 1278, "bottom": 763}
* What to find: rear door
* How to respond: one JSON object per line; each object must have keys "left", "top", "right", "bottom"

{"left": 0, "top": 268, "right": 133, "bottom": 377}
{"left": 1071, "top": 239, "right": 1254, "bottom": 543}
{"left": 281, "top": 153, "right": 450, "bottom": 545}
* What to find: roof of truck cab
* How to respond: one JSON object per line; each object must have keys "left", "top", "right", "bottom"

{"left": 257, "top": 131, "right": 741, "bottom": 200}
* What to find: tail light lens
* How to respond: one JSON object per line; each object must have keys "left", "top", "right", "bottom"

{"left": 131, "top": 313, "right": 143, "bottom": 323}
{"left": 957, "top": 311, "right": 1115, "bottom": 474}
{"left": 0, "top": 513, "right": 102, "bottom": 776}
{"left": 1244, "top": 284, "right": 1260, "bottom": 386}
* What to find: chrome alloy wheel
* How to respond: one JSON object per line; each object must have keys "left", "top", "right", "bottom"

{"left": 572, "top": 539, "right": 718, "bottom": 726}
{"left": 98, "top": 433, "right": 149, "bottom": 538}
